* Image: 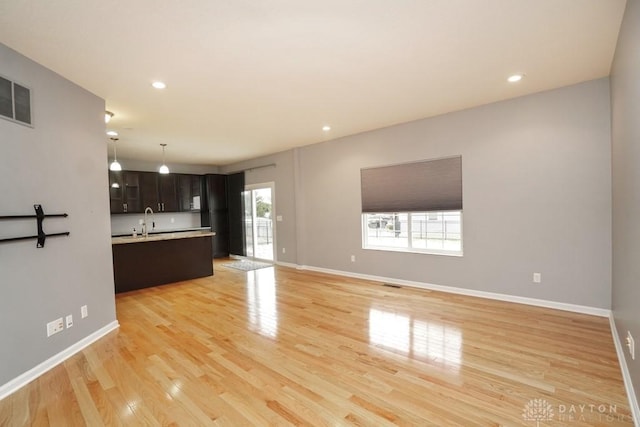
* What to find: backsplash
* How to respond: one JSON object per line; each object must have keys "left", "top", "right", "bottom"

{"left": 110, "top": 212, "right": 202, "bottom": 235}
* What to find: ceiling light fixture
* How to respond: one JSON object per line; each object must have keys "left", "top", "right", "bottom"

{"left": 106, "top": 130, "right": 118, "bottom": 137}
{"left": 159, "top": 143, "right": 170, "bottom": 174}
{"left": 109, "top": 137, "right": 122, "bottom": 171}
{"left": 507, "top": 74, "right": 524, "bottom": 83}
{"left": 105, "top": 111, "right": 114, "bottom": 123}
{"left": 322, "top": 125, "right": 331, "bottom": 132}
{"left": 152, "top": 81, "right": 167, "bottom": 89}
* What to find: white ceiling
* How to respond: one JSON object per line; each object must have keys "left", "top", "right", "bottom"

{"left": 0, "top": 0, "right": 627, "bottom": 166}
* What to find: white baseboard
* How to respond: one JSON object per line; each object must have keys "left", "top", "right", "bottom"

{"left": 0, "top": 320, "right": 120, "bottom": 401}
{"left": 300, "top": 264, "right": 611, "bottom": 317}
{"left": 275, "top": 261, "right": 299, "bottom": 269}
{"left": 609, "top": 315, "right": 640, "bottom": 426}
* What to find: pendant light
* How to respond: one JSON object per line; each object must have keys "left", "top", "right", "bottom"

{"left": 105, "top": 110, "right": 114, "bottom": 123}
{"left": 159, "top": 143, "right": 170, "bottom": 174}
{"left": 109, "top": 137, "right": 122, "bottom": 172}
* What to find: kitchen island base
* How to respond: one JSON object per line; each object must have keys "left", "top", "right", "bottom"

{"left": 112, "top": 233, "right": 213, "bottom": 293}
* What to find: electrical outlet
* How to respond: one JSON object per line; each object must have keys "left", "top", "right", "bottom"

{"left": 276, "top": 215, "right": 283, "bottom": 222}
{"left": 533, "top": 273, "right": 541, "bottom": 283}
{"left": 47, "top": 318, "right": 64, "bottom": 337}
{"left": 282, "top": 247, "right": 286, "bottom": 254}
{"left": 170, "top": 217, "right": 175, "bottom": 223}
{"left": 66, "top": 314, "right": 73, "bottom": 328}
{"left": 351, "top": 255, "right": 356, "bottom": 262}
{"left": 627, "top": 331, "right": 635, "bottom": 360}
{"left": 81, "top": 305, "right": 88, "bottom": 318}
{"left": 138, "top": 219, "right": 144, "bottom": 225}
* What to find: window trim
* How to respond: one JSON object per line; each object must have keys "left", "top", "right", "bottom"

{"left": 361, "top": 211, "right": 463, "bottom": 257}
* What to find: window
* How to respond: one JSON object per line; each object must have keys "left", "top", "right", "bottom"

{"left": 363, "top": 211, "right": 462, "bottom": 256}
{"left": 360, "top": 156, "right": 463, "bottom": 256}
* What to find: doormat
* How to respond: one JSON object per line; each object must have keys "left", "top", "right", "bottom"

{"left": 224, "top": 260, "right": 274, "bottom": 272}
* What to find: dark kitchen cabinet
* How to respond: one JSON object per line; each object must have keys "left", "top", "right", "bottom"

{"left": 210, "top": 210, "right": 229, "bottom": 257}
{"left": 109, "top": 171, "right": 181, "bottom": 214}
{"left": 158, "top": 174, "right": 179, "bottom": 212}
{"left": 201, "top": 174, "right": 230, "bottom": 258}
{"left": 109, "top": 171, "right": 125, "bottom": 213}
{"left": 227, "top": 172, "right": 245, "bottom": 257}
{"left": 139, "top": 172, "right": 159, "bottom": 211}
{"left": 138, "top": 172, "right": 179, "bottom": 213}
{"left": 112, "top": 235, "right": 213, "bottom": 293}
{"left": 178, "top": 174, "right": 203, "bottom": 212}
{"left": 109, "top": 170, "right": 142, "bottom": 213}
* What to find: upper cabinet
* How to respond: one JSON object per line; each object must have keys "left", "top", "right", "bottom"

{"left": 158, "top": 174, "right": 179, "bottom": 212}
{"left": 139, "top": 172, "right": 159, "bottom": 211}
{"left": 178, "top": 174, "right": 203, "bottom": 212}
{"left": 109, "top": 171, "right": 125, "bottom": 213}
{"left": 206, "top": 174, "right": 228, "bottom": 211}
{"left": 109, "top": 171, "right": 142, "bottom": 213}
{"left": 109, "top": 171, "right": 202, "bottom": 214}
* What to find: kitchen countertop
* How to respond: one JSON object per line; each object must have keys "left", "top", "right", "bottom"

{"left": 111, "top": 226, "right": 211, "bottom": 238}
{"left": 112, "top": 230, "right": 215, "bottom": 245}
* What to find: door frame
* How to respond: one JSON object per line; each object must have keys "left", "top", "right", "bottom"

{"left": 244, "top": 182, "right": 276, "bottom": 262}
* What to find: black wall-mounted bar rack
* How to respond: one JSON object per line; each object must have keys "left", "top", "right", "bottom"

{"left": 0, "top": 204, "right": 70, "bottom": 248}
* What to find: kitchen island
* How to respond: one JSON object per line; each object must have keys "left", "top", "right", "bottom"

{"left": 112, "top": 230, "right": 214, "bottom": 293}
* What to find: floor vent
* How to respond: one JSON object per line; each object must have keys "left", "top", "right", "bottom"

{"left": 382, "top": 283, "right": 402, "bottom": 288}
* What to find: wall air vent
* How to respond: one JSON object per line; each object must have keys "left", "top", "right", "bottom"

{"left": 0, "top": 74, "right": 32, "bottom": 126}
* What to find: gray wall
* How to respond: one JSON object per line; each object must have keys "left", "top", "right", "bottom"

{"left": 297, "top": 79, "right": 611, "bottom": 308}
{"left": 611, "top": 0, "right": 640, "bottom": 407}
{"left": 225, "top": 79, "right": 612, "bottom": 309}
{"left": 0, "top": 44, "right": 116, "bottom": 386}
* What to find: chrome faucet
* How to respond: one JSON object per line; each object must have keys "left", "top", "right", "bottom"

{"left": 142, "top": 207, "right": 155, "bottom": 237}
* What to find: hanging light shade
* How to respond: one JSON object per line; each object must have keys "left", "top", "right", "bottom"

{"left": 105, "top": 111, "right": 114, "bottom": 123}
{"left": 109, "top": 137, "right": 122, "bottom": 171}
{"left": 159, "top": 143, "right": 170, "bottom": 174}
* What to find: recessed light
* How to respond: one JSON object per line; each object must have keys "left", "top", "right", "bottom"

{"left": 507, "top": 74, "right": 524, "bottom": 83}
{"left": 152, "top": 81, "right": 166, "bottom": 89}
{"left": 106, "top": 130, "right": 118, "bottom": 136}
{"left": 322, "top": 125, "right": 331, "bottom": 132}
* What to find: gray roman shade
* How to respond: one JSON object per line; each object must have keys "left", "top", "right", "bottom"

{"left": 361, "top": 156, "right": 462, "bottom": 213}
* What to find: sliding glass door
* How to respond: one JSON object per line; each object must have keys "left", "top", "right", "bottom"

{"left": 243, "top": 183, "right": 275, "bottom": 261}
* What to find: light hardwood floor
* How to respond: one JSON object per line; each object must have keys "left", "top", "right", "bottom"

{"left": 0, "top": 261, "right": 634, "bottom": 426}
